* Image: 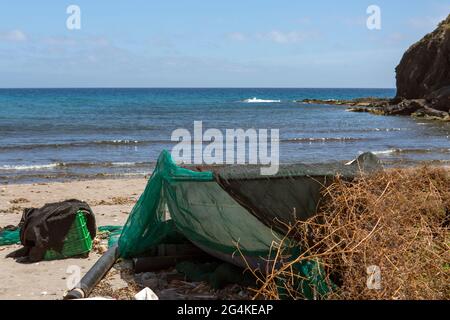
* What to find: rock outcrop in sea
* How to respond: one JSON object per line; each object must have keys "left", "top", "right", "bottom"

{"left": 301, "top": 14, "right": 450, "bottom": 121}
{"left": 358, "top": 14, "right": 450, "bottom": 120}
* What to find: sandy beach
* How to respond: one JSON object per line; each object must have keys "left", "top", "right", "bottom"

{"left": 0, "top": 5, "right": 449, "bottom": 302}
{"left": 0, "top": 178, "right": 148, "bottom": 300}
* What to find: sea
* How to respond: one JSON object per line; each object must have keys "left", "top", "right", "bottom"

{"left": 1, "top": 88, "right": 449, "bottom": 183}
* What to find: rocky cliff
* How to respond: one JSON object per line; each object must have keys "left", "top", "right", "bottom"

{"left": 301, "top": 15, "right": 450, "bottom": 120}
{"left": 343, "top": 14, "right": 450, "bottom": 121}
{"left": 395, "top": 14, "right": 450, "bottom": 103}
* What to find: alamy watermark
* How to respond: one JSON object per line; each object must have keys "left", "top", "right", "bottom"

{"left": 366, "top": 5, "right": 381, "bottom": 30}
{"left": 171, "top": 121, "right": 279, "bottom": 175}
{"left": 66, "top": 265, "right": 82, "bottom": 290}
{"left": 66, "top": 5, "right": 81, "bottom": 30}
{"left": 366, "top": 265, "right": 382, "bottom": 290}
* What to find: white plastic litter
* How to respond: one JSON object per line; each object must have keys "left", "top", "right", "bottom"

{"left": 134, "top": 287, "right": 159, "bottom": 300}
{"left": 77, "top": 297, "right": 115, "bottom": 300}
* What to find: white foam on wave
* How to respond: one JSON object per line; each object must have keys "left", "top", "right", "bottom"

{"left": 111, "top": 162, "right": 137, "bottom": 167}
{"left": 374, "top": 128, "right": 403, "bottom": 132}
{"left": 0, "top": 163, "right": 59, "bottom": 171}
{"left": 110, "top": 140, "right": 139, "bottom": 144}
{"left": 371, "top": 149, "right": 398, "bottom": 155}
{"left": 243, "top": 97, "right": 281, "bottom": 103}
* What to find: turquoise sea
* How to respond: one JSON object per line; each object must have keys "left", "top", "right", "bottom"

{"left": 0, "top": 88, "right": 449, "bottom": 183}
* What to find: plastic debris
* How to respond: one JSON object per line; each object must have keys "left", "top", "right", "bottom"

{"left": 77, "top": 297, "right": 115, "bottom": 300}
{"left": 134, "top": 287, "right": 159, "bottom": 300}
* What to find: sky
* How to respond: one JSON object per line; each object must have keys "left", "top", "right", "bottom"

{"left": 0, "top": 0, "right": 449, "bottom": 88}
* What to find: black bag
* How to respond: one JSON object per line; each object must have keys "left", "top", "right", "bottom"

{"left": 17, "top": 199, "right": 96, "bottom": 262}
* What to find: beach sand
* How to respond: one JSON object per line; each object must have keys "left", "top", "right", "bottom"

{"left": 0, "top": 178, "right": 147, "bottom": 300}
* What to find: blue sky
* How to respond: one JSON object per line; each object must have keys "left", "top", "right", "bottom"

{"left": 0, "top": 0, "right": 448, "bottom": 88}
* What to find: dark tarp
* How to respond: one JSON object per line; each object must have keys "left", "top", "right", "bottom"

{"left": 15, "top": 199, "right": 95, "bottom": 261}
{"left": 213, "top": 152, "right": 382, "bottom": 234}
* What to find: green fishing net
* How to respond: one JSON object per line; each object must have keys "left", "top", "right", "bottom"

{"left": 118, "top": 150, "right": 279, "bottom": 261}
{"left": 1, "top": 226, "right": 124, "bottom": 248}
{"left": 117, "top": 150, "right": 344, "bottom": 298}
{"left": 0, "top": 227, "right": 20, "bottom": 246}
{"left": 97, "top": 225, "right": 123, "bottom": 248}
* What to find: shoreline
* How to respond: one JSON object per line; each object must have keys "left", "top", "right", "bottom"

{"left": 2, "top": 163, "right": 449, "bottom": 221}
{"left": 0, "top": 172, "right": 151, "bottom": 186}
{"left": 4, "top": 158, "right": 450, "bottom": 186}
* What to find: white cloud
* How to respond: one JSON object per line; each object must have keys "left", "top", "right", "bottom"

{"left": 407, "top": 16, "right": 445, "bottom": 30}
{"left": 42, "top": 36, "right": 77, "bottom": 46}
{"left": 257, "top": 30, "right": 312, "bottom": 44}
{"left": 42, "top": 36, "right": 110, "bottom": 47}
{"left": 342, "top": 16, "right": 367, "bottom": 27}
{"left": 0, "top": 29, "right": 27, "bottom": 42}
{"left": 225, "top": 30, "right": 319, "bottom": 44}
{"left": 386, "top": 32, "right": 407, "bottom": 44}
{"left": 227, "top": 32, "right": 246, "bottom": 42}
{"left": 294, "top": 17, "right": 311, "bottom": 24}
{"left": 87, "top": 37, "right": 110, "bottom": 47}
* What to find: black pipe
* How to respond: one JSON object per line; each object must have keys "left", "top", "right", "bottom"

{"left": 64, "top": 244, "right": 119, "bottom": 299}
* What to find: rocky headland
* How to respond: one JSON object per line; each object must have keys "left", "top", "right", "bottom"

{"left": 300, "top": 14, "right": 450, "bottom": 122}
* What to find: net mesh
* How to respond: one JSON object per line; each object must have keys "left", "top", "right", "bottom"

{"left": 0, "top": 227, "right": 20, "bottom": 246}
{"left": 118, "top": 150, "right": 380, "bottom": 298}
{"left": 119, "top": 150, "right": 381, "bottom": 258}
{"left": 118, "top": 150, "right": 278, "bottom": 260}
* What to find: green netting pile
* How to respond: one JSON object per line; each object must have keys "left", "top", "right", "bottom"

{"left": 176, "top": 261, "right": 256, "bottom": 290}
{"left": 119, "top": 150, "right": 278, "bottom": 264}
{"left": 1, "top": 226, "right": 124, "bottom": 248}
{"left": 0, "top": 227, "right": 21, "bottom": 246}
{"left": 119, "top": 150, "right": 380, "bottom": 257}
{"left": 97, "top": 226, "right": 123, "bottom": 248}
{"left": 118, "top": 149, "right": 381, "bottom": 299}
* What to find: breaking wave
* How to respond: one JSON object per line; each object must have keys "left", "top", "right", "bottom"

{"left": 243, "top": 97, "right": 281, "bottom": 103}
{"left": 0, "top": 161, "right": 152, "bottom": 171}
{"left": 283, "top": 137, "right": 366, "bottom": 143}
{"left": 0, "top": 163, "right": 59, "bottom": 171}
{"left": 0, "top": 139, "right": 171, "bottom": 151}
{"left": 372, "top": 148, "right": 450, "bottom": 156}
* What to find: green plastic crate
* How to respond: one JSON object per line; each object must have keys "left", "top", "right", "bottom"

{"left": 44, "top": 210, "right": 93, "bottom": 260}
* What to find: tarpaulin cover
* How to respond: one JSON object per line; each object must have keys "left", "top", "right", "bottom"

{"left": 118, "top": 150, "right": 381, "bottom": 298}
{"left": 213, "top": 152, "right": 381, "bottom": 234}
{"left": 119, "top": 150, "right": 381, "bottom": 259}
{"left": 119, "top": 150, "right": 279, "bottom": 262}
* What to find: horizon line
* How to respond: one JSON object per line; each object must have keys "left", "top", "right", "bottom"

{"left": 0, "top": 86, "right": 397, "bottom": 90}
